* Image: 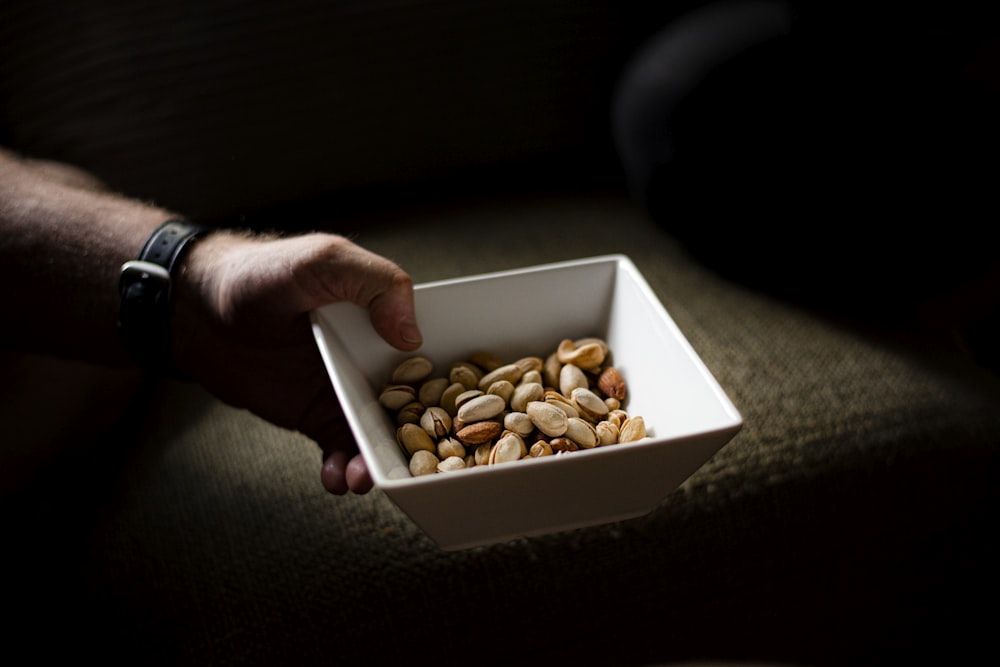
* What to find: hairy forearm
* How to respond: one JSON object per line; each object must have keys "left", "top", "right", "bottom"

{"left": 0, "top": 147, "right": 176, "bottom": 364}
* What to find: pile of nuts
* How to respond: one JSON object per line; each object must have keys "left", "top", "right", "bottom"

{"left": 376, "top": 337, "right": 648, "bottom": 476}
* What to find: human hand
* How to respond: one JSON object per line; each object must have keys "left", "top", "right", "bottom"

{"left": 171, "top": 230, "right": 423, "bottom": 495}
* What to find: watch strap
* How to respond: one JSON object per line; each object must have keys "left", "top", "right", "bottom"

{"left": 118, "top": 219, "right": 210, "bottom": 370}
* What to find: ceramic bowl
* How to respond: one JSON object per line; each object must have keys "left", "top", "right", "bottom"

{"left": 311, "top": 255, "right": 742, "bottom": 550}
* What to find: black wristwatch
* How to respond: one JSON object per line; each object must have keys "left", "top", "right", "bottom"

{"left": 118, "top": 219, "right": 210, "bottom": 370}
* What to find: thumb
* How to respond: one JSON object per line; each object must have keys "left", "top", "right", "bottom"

{"left": 368, "top": 273, "right": 423, "bottom": 351}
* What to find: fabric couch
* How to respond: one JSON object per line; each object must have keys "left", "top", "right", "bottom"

{"left": 3, "top": 2, "right": 998, "bottom": 665}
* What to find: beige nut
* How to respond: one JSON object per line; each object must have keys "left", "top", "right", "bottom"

{"left": 542, "top": 352, "right": 562, "bottom": 389}
{"left": 596, "top": 420, "right": 620, "bottom": 446}
{"left": 619, "top": 415, "right": 647, "bottom": 442}
{"left": 529, "top": 440, "right": 554, "bottom": 457}
{"left": 391, "top": 355, "right": 434, "bottom": 385}
{"left": 510, "top": 381, "right": 544, "bottom": 412}
{"left": 503, "top": 411, "right": 535, "bottom": 437}
{"left": 454, "top": 389, "right": 485, "bottom": 411}
{"left": 397, "top": 423, "right": 436, "bottom": 456}
{"left": 485, "top": 379, "right": 515, "bottom": 405}
{"left": 437, "top": 436, "right": 466, "bottom": 460}
{"left": 526, "top": 400, "right": 569, "bottom": 437}
{"left": 395, "top": 401, "right": 424, "bottom": 426}
{"left": 468, "top": 351, "right": 504, "bottom": 372}
{"left": 477, "top": 363, "right": 524, "bottom": 391}
{"left": 555, "top": 338, "right": 607, "bottom": 370}
{"left": 449, "top": 362, "right": 483, "bottom": 390}
{"left": 418, "top": 377, "right": 450, "bottom": 408}
{"left": 379, "top": 385, "right": 417, "bottom": 411}
{"left": 420, "top": 406, "right": 452, "bottom": 439}
{"left": 409, "top": 449, "right": 440, "bottom": 476}
{"left": 543, "top": 390, "right": 580, "bottom": 420}
{"left": 457, "top": 393, "right": 506, "bottom": 423}
{"left": 558, "top": 363, "right": 589, "bottom": 397}
{"left": 489, "top": 433, "right": 527, "bottom": 464}
{"left": 571, "top": 387, "right": 610, "bottom": 422}
{"left": 437, "top": 456, "right": 467, "bottom": 473}
{"left": 439, "top": 382, "right": 466, "bottom": 416}
{"left": 565, "top": 417, "right": 598, "bottom": 449}
{"left": 513, "top": 356, "right": 544, "bottom": 374}
{"left": 474, "top": 442, "right": 492, "bottom": 466}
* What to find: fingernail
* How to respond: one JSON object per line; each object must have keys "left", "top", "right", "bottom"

{"left": 400, "top": 317, "right": 423, "bottom": 345}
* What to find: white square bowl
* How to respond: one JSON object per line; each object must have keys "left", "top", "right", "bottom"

{"left": 311, "top": 254, "right": 742, "bottom": 550}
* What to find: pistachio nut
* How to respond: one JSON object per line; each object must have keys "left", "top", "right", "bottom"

{"left": 437, "top": 436, "right": 466, "bottom": 460}
{"left": 565, "top": 416, "right": 598, "bottom": 449}
{"left": 549, "top": 437, "right": 579, "bottom": 453}
{"left": 379, "top": 384, "right": 417, "bottom": 411}
{"left": 420, "top": 406, "right": 453, "bottom": 439}
{"left": 391, "top": 355, "right": 434, "bottom": 385}
{"left": 542, "top": 352, "right": 562, "bottom": 389}
{"left": 449, "top": 362, "right": 483, "bottom": 390}
{"left": 468, "top": 351, "right": 504, "bottom": 372}
{"left": 543, "top": 390, "right": 580, "bottom": 420}
{"left": 418, "top": 377, "right": 450, "bottom": 407}
{"left": 619, "top": 415, "right": 647, "bottom": 443}
{"left": 395, "top": 401, "right": 425, "bottom": 426}
{"left": 596, "top": 420, "right": 620, "bottom": 446}
{"left": 474, "top": 442, "right": 492, "bottom": 466}
{"left": 571, "top": 386, "right": 610, "bottom": 422}
{"left": 397, "top": 422, "right": 436, "bottom": 456}
{"left": 503, "top": 411, "right": 536, "bottom": 437}
{"left": 510, "top": 381, "right": 544, "bottom": 412}
{"left": 513, "top": 356, "right": 544, "bottom": 374}
{"left": 526, "top": 400, "right": 568, "bottom": 437}
{"left": 439, "top": 382, "right": 466, "bottom": 416}
{"left": 559, "top": 363, "right": 589, "bottom": 397}
{"left": 556, "top": 338, "right": 606, "bottom": 370}
{"left": 489, "top": 433, "right": 526, "bottom": 464}
{"left": 437, "top": 456, "right": 467, "bottom": 473}
{"left": 409, "top": 449, "right": 440, "bottom": 476}
{"left": 457, "top": 393, "right": 506, "bottom": 423}
{"left": 529, "top": 440, "right": 554, "bottom": 457}
{"left": 485, "top": 379, "right": 515, "bottom": 405}
{"left": 477, "top": 363, "right": 524, "bottom": 391}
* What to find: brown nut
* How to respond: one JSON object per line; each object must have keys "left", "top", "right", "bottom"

{"left": 418, "top": 377, "right": 450, "bottom": 407}
{"left": 596, "top": 366, "right": 627, "bottom": 401}
{"left": 456, "top": 420, "right": 503, "bottom": 445}
{"left": 420, "top": 406, "right": 453, "bottom": 439}
{"left": 379, "top": 385, "right": 417, "bottom": 411}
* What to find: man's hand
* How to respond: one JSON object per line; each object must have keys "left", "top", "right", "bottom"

{"left": 172, "top": 230, "right": 423, "bottom": 495}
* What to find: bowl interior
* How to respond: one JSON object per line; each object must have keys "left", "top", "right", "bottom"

{"left": 311, "top": 254, "right": 741, "bottom": 490}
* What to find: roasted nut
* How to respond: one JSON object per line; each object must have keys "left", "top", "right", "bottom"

{"left": 489, "top": 433, "right": 526, "bottom": 464}
{"left": 556, "top": 338, "right": 606, "bottom": 370}
{"left": 379, "top": 384, "right": 417, "bottom": 411}
{"left": 549, "top": 437, "right": 579, "bottom": 453}
{"left": 468, "top": 351, "right": 504, "bottom": 372}
{"left": 437, "top": 436, "right": 466, "bottom": 460}
{"left": 529, "top": 441, "right": 554, "bottom": 457}
{"left": 420, "top": 406, "right": 452, "bottom": 439}
{"left": 477, "top": 363, "right": 524, "bottom": 391}
{"left": 596, "top": 366, "right": 627, "bottom": 401}
{"left": 456, "top": 420, "right": 503, "bottom": 445}
{"left": 619, "top": 415, "right": 647, "bottom": 442}
{"left": 503, "top": 411, "right": 535, "bottom": 437}
{"left": 449, "top": 362, "right": 482, "bottom": 390}
{"left": 596, "top": 420, "right": 620, "bottom": 446}
{"left": 542, "top": 352, "right": 562, "bottom": 389}
{"left": 454, "top": 389, "right": 484, "bottom": 411}
{"left": 543, "top": 390, "right": 580, "bottom": 420}
{"left": 439, "top": 382, "right": 466, "bottom": 416}
{"left": 474, "top": 443, "right": 492, "bottom": 466}
{"left": 510, "top": 381, "right": 544, "bottom": 412}
{"left": 526, "top": 400, "right": 569, "bottom": 437}
{"left": 513, "top": 356, "right": 544, "bottom": 374}
{"left": 565, "top": 417, "right": 598, "bottom": 449}
{"left": 409, "top": 449, "right": 440, "bottom": 476}
{"left": 437, "top": 456, "right": 467, "bottom": 473}
{"left": 485, "top": 379, "right": 515, "bottom": 405}
{"left": 395, "top": 401, "right": 425, "bottom": 426}
{"left": 559, "top": 363, "right": 589, "bottom": 397}
{"left": 457, "top": 393, "right": 506, "bottom": 422}
{"left": 391, "top": 355, "right": 434, "bottom": 384}
{"left": 571, "top": 387, "right": 610, "bottom": 422}
{"left": 397, "top": 423, "right": 436, "bottom": 455}
{"left": 418, "top": 377, "right": 450, "bottom": 407}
